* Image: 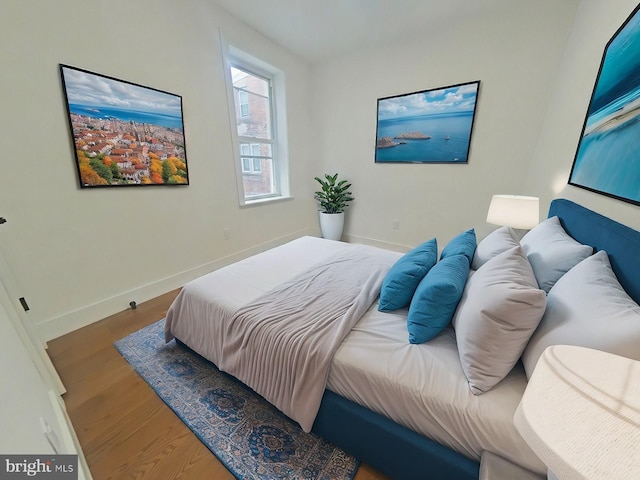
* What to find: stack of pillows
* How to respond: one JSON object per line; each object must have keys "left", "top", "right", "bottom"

{"left": 378, "top": 216, "right": 640, "bottom": 395}
{"left": 378, "top": 228, "right": 476, "bottom": 344}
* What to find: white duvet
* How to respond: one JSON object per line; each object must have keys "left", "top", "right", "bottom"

{"left": 165, "top": 236, "right": 545, "bottom": 474}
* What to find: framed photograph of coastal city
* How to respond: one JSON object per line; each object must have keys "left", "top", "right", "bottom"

{"left": 60, "top": 64, "right": 189, "bottom": 188}
{"left": 375, "top": 80, "right": 480, "bottom": 164}
{"left": 569, "top": 4, "right": 640, "bottom": 206}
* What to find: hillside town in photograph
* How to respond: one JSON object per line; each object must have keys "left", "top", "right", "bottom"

{"left": 70, "top": 112, "right": 188, "bottom": 186}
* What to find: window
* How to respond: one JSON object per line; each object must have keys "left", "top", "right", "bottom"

{"left": 238, "top": 89, "right": 249, "bottom": 117}
{"left": 240, "top": 143, "right": 262, "bottom": 174}
{"left": 223, "top": 43, "right": 289, "bottom": 205}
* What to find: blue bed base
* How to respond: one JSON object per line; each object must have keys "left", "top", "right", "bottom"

{"left": 311, "top": 198, "right": 640, "bottom": 480}
{"left": 312, "top": 390, "right": 479, "bottom": 480}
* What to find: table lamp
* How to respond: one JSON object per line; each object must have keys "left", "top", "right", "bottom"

{"left": 514, "top": 345, "right": 640, "bottom": 479}
{"left": 486, "top": 194, "right": 539, "bottom": 229}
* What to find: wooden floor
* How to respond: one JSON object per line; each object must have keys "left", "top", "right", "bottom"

{"left": 47, "top": 289, "right": 390, "bottom": 480}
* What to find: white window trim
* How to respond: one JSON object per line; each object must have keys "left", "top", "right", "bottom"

{"left": 220, "top": 34, "right": 291, "bottom": 207}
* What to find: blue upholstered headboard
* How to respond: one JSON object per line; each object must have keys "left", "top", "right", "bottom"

{"left": 548, "top": 198, "right": 640, "bottom": 304}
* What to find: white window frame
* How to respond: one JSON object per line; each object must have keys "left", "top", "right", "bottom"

{"left": 221, "top": 37, "right": 290, "bottom": 206}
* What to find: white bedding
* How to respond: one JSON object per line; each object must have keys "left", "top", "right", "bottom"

{"left": 165, "top": 236, "right": 545, "bottom": 474}
{"left": 329, "top": 308, "right": 545, "bottom": 474}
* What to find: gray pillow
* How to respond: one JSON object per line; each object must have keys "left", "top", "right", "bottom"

{"left": 471, "top": 226, "right": 518, "bottom": 270}
{"left": 453, "top": 246, "right": 546, "bottom": 395}
{"left": 522, "top": 250, "right": 640, "bottom": 378}
{"left": 520, "top": 216, "right": 593, "bottom": 292}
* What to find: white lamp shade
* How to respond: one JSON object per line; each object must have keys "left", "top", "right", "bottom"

{"left": 486, "top": 194, "right": 539, "bottom": 229}
{"left": 514, "top": 345, "right": 640, "bottom": 480}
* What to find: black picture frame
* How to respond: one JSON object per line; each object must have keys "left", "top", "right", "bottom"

{"left": 375, "top": 80, "right": 480, "bottom": 164}
{"left": 568, "top": 4, "right": 640, "bottom": 206}
{"left": 60, "top": 64, "right": 189, "bottom": 188}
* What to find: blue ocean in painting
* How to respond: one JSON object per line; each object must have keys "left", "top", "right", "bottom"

{"left": 69, "top": 103, "right": 183, "bottom": 130}
{"left": 571, "top": 109, "right": 640, "bottom": 203}
{"left": 376, "top": 111, "right": 474, "bottom": 163}
{"left": 571, "top": 9, "right": 640, "bottom": 203}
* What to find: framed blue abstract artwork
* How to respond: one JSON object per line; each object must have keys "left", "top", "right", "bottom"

{"left": 569, "top": 5, "right": 640, "bottom": 206}
{"left": 375, "top": 81, "right": 480, "bottom": 164}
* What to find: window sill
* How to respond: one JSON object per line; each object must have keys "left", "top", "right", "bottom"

{"left": 242, "top": 195, "right": 293, "bottom": 207}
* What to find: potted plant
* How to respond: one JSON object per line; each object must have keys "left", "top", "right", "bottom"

{"left": 314, "top": 173, "right": 354, "bottom": 240}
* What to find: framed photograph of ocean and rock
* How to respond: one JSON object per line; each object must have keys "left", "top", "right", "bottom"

{"left": 569, "top": 4, "right": 640, "bottom": 206}
{"left": 60, "top": 64, "right": 189, "bottom": 188}
{"left": 375, "top": 80, "right": 480, "bottom": 164}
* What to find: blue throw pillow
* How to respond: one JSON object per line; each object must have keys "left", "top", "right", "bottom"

{"left": 440, "top": 228, "right": 477, "bottom": 263}
{"left": 378, "top": 238, "right": 438, "bottom": 312}
{"left": 407, "top": 254, "right": 470, "bottom": 344}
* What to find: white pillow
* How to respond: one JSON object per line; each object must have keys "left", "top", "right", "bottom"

{"left": 520, "top": 216, "right": 593, "bottom": 292}
{"left": 453, "top": 246, "right": 546, "bottom": 395}
{"left": 471, "top": 226, "right": 518, "bottom": 270}
{"left": 522, "top": 250, "right": 640, "bottom": 378}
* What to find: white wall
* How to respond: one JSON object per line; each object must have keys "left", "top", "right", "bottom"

{"left": 0, "top": 0, "right": 317, "bottom": 340}
{"left": 525, "top": 0, "right": 640, "bottom": 231}
{"left": 312, "top": 1, "right": 580, "bottom": 248}
{"left": 3, "top": 0, "right": 640, "bottom": 342}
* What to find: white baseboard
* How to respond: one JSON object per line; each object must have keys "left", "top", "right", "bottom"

{"left": 343, "top": 233, "right": 411, "bottom": 253}
{"left": 38, "top": 229, "right": 317, "bottom": 341}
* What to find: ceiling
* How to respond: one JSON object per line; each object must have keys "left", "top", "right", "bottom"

{"left": 211, "top": 0, "right": 528, "bottom": 63}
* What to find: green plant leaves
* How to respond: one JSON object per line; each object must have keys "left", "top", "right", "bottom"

{"left": 314, "top": 173, "right": 354, "bottom": 214}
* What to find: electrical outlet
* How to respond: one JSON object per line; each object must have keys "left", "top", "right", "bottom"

{"left": 392, "top": 220, "right": 400, "bottom": 230}
{"left": 223, "top": 227, "right": 232, "bottom": 240}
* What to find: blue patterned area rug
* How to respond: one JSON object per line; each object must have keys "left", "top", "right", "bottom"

{"left": 114, "top": 319, "right": 359, "bottom": 480}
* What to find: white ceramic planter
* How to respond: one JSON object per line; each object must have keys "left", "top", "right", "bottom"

{"left": 319, "top": 212, "right": 345, "bottom": 241}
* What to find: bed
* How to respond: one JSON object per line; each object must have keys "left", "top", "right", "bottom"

{"left": 165, "top": 198, "right": 640, "bottom": 480}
